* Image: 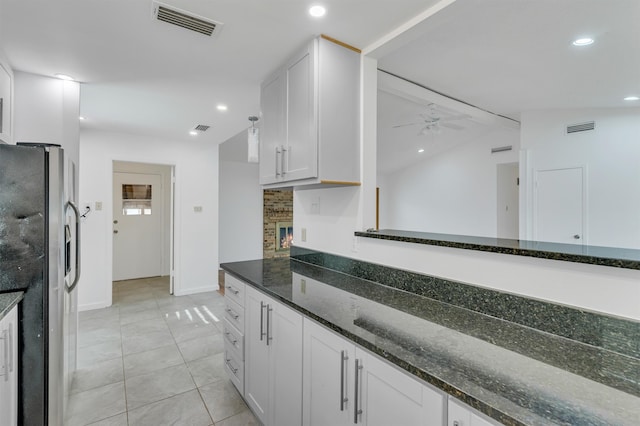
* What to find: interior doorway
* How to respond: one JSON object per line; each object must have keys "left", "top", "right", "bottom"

{"left": 112, "top": 161, "right": 175, "bottom": 294}
{"left": 496, "top": 162, "right": 519, "bottom": 239}
{"left": 534, "top": 166, "right": 585, "bottom": 245}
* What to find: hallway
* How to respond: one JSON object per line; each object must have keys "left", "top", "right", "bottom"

{"left": 66, "top": 276, "right": 258, "bottom": 425}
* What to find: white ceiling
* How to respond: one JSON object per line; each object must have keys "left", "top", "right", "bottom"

{"left": 0, "top": 0, "right": 439, "bottom": 144}
{"left": 2, "top": 0, "right": 638, "bottom": 163}
{"left": 376, "top": 0, "right": 640, "bottom": 175}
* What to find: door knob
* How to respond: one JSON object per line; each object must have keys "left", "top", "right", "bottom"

{"left": 113, "top": 230, "right": 119, "bottom": 234}
{"left": 573, "top": 234, "right": 580, "bottom": 239}
{"left": 113, "top": 220, "right": 118, "bottom": 224}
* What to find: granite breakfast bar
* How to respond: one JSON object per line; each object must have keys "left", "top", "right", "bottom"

{"left": 221, "top": 254, "right": 639, "bottom": 426}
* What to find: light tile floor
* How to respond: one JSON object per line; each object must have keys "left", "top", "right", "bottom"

{"left": 67, "top": 276, "right": 259, "bottom": 426}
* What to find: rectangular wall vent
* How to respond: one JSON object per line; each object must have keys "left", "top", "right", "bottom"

{"left": 194, "top": 124, "right": 210, "bottom": 132}
{"left": 152, "top": 1, "right": 222, "bottom": 37}
{"left": 491, "top": 145, "right": 512, "bottom": 154}
{"left": 566, "top": 121, "right": 595, "bottom": 134}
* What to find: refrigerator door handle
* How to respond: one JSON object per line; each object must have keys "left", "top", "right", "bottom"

{"left": 65, "top": 201, "right": 81, "bottom": 292}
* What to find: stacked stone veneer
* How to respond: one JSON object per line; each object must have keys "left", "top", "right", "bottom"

{"left": 263, "top": 189, "right": 293, "bottom": 258}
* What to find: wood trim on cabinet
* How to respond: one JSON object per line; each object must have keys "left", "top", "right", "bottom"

{"left": 319, "top": 180, "right": 362, "bottom": 186}
{"left": 320, "top": 34, "right": 362, "bottom": 54}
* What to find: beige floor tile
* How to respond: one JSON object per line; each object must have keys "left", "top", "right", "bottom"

{"left": 125, "top": 364, "right": 196, "bottom": 410}
{"left": 128, "top": 389, "right": 212, "bottom": 426}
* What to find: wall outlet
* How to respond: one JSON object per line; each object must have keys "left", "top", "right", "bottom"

{"left": 301, "top": 228, "right": 307, "bottom": 242}
{"left": 194, "top": 206, "right": 203, "bottom": 213}
{"left": 310, "top": 197, "right": 320, "bottom": 215}
{"left": 300, "top": 279, "right": 306, "bottom": 294}
{"left": 95, "top": 201, "right": 103, "bottom": 211}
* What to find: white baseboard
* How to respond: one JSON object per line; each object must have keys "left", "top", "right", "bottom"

{"left": 174, "top": 285, "right": 217, "bottom": 297}
{"left": 78, "top": 301, "right": 110, "bottom": 312}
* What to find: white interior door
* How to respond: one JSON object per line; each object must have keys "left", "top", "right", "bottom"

{"left": 113, "top": 172, "right": 163, "bottom": 281}
{"left": 535, "top": 167, "right": 585, "bottom": 244}
{"left": 496, "top": 162, "right": 519, "bottom": 239}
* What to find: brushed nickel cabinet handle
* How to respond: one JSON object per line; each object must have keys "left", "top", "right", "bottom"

{"left": 260, "top": 301, "right": 266, "bottom": 341}
{"left": 354, "top": 359, "right": 363, "bottom": 423}
{"left": 340, "top": 350, "right": 349, "bottom": 411}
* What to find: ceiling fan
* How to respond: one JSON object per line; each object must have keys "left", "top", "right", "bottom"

{"left": 392, "top": 104, "right": 470, "bottom": 135}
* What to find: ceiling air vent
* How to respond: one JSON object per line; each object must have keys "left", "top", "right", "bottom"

{"left": 152, "top": 1, "right": 223, "bottom": 37}
{"left": 566, "top": 121, "right": 595, "bottom": 134}
{"left": 194, "top": 124, "right": 210, "bottom": 132}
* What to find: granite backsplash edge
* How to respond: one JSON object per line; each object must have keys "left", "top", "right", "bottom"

{"left": 290, "top": 246, "right": 640, "bottom": 361}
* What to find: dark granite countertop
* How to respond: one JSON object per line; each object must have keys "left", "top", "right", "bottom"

{"left": 221, "top": 257, "right": 640, "bottom": 426}
{"left": 0, "top": 291, "right": 23, "bottom": 320}
{"left": 355, "top": 229, "right": 640, "bottom": 270}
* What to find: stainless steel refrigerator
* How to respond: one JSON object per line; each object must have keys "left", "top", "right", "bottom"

{"left": 0, "top": 142, "right": 80, "bottom": 426}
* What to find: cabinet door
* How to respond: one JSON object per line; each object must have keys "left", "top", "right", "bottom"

{"left": 244, "top": 286, "right": 270, "bottom": 424}
{"left": 448, "top": 397, "right": 499, "bottom": 426}
{"left": 303, "top": 318, "right": 354, "bottom": 426}
{"left": 260, "top": 71, "right": 286, "bottom": 184}
{"left": 269, "top": 300, "right": 303, "bottom": 426}
{"left": 0, "top": 306, "right": 18, "bottom": 426}
{"left": 284, "top": 40, "right": 318, "bottom": 182}
{"left": 357, "top": 348, "right": 445, "bottom": 426}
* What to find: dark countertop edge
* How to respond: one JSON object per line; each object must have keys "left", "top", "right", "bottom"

{"left": 221, "top": 264, "right": 526, "bottom": 426}
{"left": 355, "top": 230, "right": 640, "bottom": 271}
{"left": 0, "top": 291, "right": 24, "bottom": 320}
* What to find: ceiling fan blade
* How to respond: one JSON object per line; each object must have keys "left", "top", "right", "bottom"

{"left": 392, "top": 122, "right": 421, "bottom": 128}
{"left": 441, "top": 122, "right": 465, "bottom": 130}
{"left": 440, "top": 114, "right": 471, "bottom": 122}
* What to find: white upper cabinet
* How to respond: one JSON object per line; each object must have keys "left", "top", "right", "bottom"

{"left": 259, "top": 35, "right": 361, "bottom": 188}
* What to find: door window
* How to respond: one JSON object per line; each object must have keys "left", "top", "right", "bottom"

{"left": 122, "top": 184, "right": 152, "bottom": 215}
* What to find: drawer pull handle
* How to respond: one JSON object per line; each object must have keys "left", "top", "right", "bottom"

{"left": 226, "top": 358, "right": 238, "bottom": 374}
{"left": 224, "top": 331, "right": 238, "bottom": 346}
{"left": 225, "top": 308, "right": 240, "bottom": 320}
{"left": 226, "top": 285, "right": 239, "bottom": 295}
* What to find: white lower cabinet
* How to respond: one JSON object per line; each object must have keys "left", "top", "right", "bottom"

{"left": 448, "top": 397, "right": 500, "bottom": 426}
{"left": 0, "top": 304, "right": 18, "bottom": 426}
{"left": 303, "top": 318, "right": 446, "bottom": 426}
{"left": 244, "top": 285, "right": 303, "bottom": 426}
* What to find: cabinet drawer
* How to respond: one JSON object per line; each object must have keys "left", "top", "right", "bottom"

{"left": 224, "top": 274, "right": 245, "bottom": 307}
{"left": 224, "top": 297, "right": 244, "bottom": 331}
{"left": 223, "top": 319, "right": 244, "bottom": 360}
{"left": 224, "top": 350, "right": 244, "bottom": 395}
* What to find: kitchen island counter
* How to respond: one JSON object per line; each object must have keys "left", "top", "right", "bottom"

{"left": 221, "top": 257, "right": 639, "bottom": 426}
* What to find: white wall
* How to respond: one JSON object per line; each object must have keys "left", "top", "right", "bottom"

{"left": 79, "top": 129, "right": 218, "bottom": 310}
{"left": 378, "top": 126, "right": 519, "bottom": 236}
{"left": 12, "top": 71, "right": 80, "bottom": 173}
{"left": 112, "top": 161, "right": 172, "bottom": 276}
{"left": 218, "top": 129, "right": 263, "bottom": 264}
{"left": 520, "top": 108, "right": 640, "bottom": 249}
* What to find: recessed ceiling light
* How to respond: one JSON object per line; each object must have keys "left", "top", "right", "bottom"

{"left": 572, "top": 38, "right": 594, "bottom": 46}
{"left": 217, "top": 104, "right": 228, "bottom": 111}
{"left": 623, "top": 96, "right": 639, "bottom": 101}
{"left": 189, "top": 130, "right": 198, "bottom": 136}
{"left": 418, "top": 148, "right": 425, "bottom": 153}
{"left": 309, "top": 5, "right": 326, "bottom": 17}
{"left": 55, "top": 73, "right": 75, "bottom": 81}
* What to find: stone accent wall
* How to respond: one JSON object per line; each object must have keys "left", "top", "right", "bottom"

{"left": 263, "top": 189, "right": 293, "bottom": 258}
